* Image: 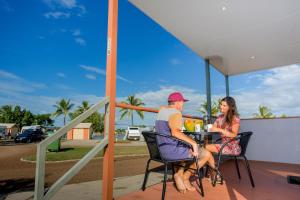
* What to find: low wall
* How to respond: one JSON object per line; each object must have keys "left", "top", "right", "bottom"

{"left": 240, "top": 118, "right": 300, "bottom": 164}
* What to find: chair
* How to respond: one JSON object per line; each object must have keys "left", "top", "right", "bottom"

{"left": 141, "top": 131, "right": 204, "bottom": 200}
{"left": 212, "top": 131, "right": 255, "bottom": 187}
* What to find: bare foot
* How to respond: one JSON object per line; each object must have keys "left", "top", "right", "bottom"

{"left": 183, "top": 179, "right": 196, "bottom": 192}
{"left": 174, "top": 173, "right": 186, "bottom": 194}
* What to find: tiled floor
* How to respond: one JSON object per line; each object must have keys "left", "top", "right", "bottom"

{"left": 117, "top": 160, "right": 300, "bottom": 200}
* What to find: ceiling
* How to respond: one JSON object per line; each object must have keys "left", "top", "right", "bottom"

{"left": 129, "top": 0, "right": 300, "bottom": 75}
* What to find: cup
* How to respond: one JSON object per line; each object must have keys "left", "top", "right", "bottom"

{"left": 207, "top": 124, "right": 213, "bottom": 132}
{"left": 195, "top": 124, "right": 201, "bottom": 133}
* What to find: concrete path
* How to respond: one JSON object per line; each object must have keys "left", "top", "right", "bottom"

{"left": 5, "top": 172, "right": 165, "bottom": 200}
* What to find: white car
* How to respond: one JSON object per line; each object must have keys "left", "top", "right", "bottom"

{"left": 127, "top": 127, "right": 141, "bottom": 140}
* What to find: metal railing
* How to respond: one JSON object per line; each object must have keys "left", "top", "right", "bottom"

{"left": 34, "top": 97, "right": 110, "bottom": 200}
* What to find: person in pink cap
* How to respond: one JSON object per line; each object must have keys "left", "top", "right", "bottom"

{"left": 155, "top": 92, "right": 213, "bottom": 193}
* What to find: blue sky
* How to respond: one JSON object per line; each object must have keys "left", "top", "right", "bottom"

{"left": 1, "top": 0, "right": 300, "bottom": 127}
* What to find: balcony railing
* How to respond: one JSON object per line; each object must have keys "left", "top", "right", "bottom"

{"left": 34, "top": 97, "right": 110, "bottom": 200}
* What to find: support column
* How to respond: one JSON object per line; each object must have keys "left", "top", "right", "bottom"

{"left": 225, "top": 75, "right": 230, "bottom": 97}
{"left": 205, "top": 59, "right": 212, "bottom": 121}
{"left": 102, "top": 0, "right": 118, "bottom": 199}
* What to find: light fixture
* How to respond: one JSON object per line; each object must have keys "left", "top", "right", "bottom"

{"left": 221, "top": 5, "right": 227, "bottom": 11}
{"left": 250, "top": 56, "right": 256, "bottom": 59}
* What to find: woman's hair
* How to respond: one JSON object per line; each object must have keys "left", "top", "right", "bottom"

{"left": 220, "top": 96, "right": 239, "bottom": 126}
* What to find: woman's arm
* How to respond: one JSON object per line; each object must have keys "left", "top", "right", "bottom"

{"left": 219, "top": 123, "right": 239, "bottom": 138}
{"left": 210, "top": 116, "right": 240, "bottom": 138}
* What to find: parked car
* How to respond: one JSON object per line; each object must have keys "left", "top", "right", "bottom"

{"left": 127, "top": 127, "right": 141, "bottom": 140}
{"left": 14, "top": 129, "right": 45, "bottom": 143}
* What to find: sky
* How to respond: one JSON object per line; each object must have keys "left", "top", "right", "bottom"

{"left": 1, "top": 0, "right": 300, "bottom": 127}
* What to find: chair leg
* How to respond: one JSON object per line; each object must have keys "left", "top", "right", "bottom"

{"left": 204, "top": 164, "right": 209, "bottom": 178}
{"left": 213, "top": 155, "right": 222, "bottom": 187}
{"left": 171, "top": 163, "right": 175, "bottom": 181}
{"left": 195, "top": 158, "right": 204, "bottom": 197}
{"left": 243, "top": 156, "right": 255, "bottom": 188}
{"left": 162, "top": 164, "right": 168, "bottom": 200}
{"left": 141, "top": 159, "right": 151, "bottom": 191}
{"left": 234, "top": 156, "right": 241, "bottom": 179}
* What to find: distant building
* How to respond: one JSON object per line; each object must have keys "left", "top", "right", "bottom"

{"left": 0, "top": 123, "right": 18, "bottom": 138}
{"left": 67, "top": 123, "right": 93, "bottom": 140}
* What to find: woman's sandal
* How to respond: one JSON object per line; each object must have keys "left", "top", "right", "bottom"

{"left": 210, "top": 168, "right": 223, "bottom": 186}
{"left": 174, "top": 173, "right": 187, "bottom": 193}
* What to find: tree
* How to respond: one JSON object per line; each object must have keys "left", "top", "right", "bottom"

{"left": 253, "top": 105, "right": 275, "bottom": 119}
{"left": 69, "top": 101, "right": 105, "bottom": 133}
{"left": 21, "top": 110, "right": 34, "bottom": 127}
{"left": 53, "top": 99, "right": 74, "bottom": 125}
{"left": 119, "top": 95, "right": 145, "bottom": 126}
{"left": 0, "top": 105, "right": 14, "bottom": 123}
{"left": 198, "top": 100, "right": 220, "bottom": 117}
{"left": 0, "top": 105, "right": 35, "bottom": 129}
{"left": 0, "top": 105, "right": 54, "bottom": 129}
{"left": 34, "top": 114, "right": 54, "bottom": 126}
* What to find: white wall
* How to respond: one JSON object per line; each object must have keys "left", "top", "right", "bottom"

{"left": 240, "top": 118, "right": 300, "bottom": 164}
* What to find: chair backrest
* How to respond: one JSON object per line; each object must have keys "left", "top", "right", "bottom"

{"left": 142, "top": 131, "right": 162, "bottom": 161}
{"left": 238, "top": 131, "right": 253, "bottom": 156}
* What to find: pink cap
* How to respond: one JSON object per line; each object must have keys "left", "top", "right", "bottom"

{"left": 168, "top": 92, "right": 189, "bottom": 102}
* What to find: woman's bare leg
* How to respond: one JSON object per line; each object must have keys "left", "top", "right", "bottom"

{"left": 205, "top": 144, "right": 218, "bottom": 168}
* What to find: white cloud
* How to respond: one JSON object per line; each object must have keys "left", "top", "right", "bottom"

{"left": 44, "top": 11, "right": 70, "bottom": 19}
{"left": 80, "top": 65, "right": 105, "bottom": 75}
{"left": 1, "top": 65, "right": 300, "bottom": 127}
{"left": 0, "top": 70, "right": 46, "bottom": 94}
{"left": 57, "top": 72, "right": 66, "bottom": 78}
{"left": 43, "top": 0, "right": 77, "bottom": 9}
{"left": 55, "top": 84, "right": 71, "bottom": 90}
{"left": 80, "top": 65, "right": 132, "bottom": 83}
{"left": 37, "top": 36, "right": 46, "bottom": 40}
{"left": 170, "top": 58, "right": 181, "bottom": 65}
{"left": 75, "top": 37, "right": 86, "bottom": 46}
{"left": 0, "top": 70, "right": 20, "bottom": 80}
{"left": 85, "top": 74, "right": 97, "bottom": 80}
{"left": 234, "top": 64, "right": 300, "bottom": 117}
{"left": 43, "top": 0, "right": 86, "bottom": 18}
{"left": 0, "top": 0, "right": 14, "bottom": 12}
{"left": 72, "top": 29, "right": 81, "bottom": 36}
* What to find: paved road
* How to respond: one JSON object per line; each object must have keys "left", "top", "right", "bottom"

{"left": 0, "top": 143, "right": 157, "bottom": 198}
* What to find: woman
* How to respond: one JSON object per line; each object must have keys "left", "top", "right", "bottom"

{"left": 205, "top": 96, "right": 241, "bottom": 179}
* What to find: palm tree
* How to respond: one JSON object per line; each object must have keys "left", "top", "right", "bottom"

{"left": 253, "top": 105, "right": 275, "bottom": 118}
{"left": 119, "top": 95, "right": 145, "bottom": 126}
{"left": 53, "top": 99, "right": 74, "bottom": 125}
{"left": 198, "top": 100, "right": 219, "bottom": 117}
{"left": 77, "top": 101, "right": 90, "bottom": 113}
{"left": 69, "top": 101, "right": 90, "bottom": 119}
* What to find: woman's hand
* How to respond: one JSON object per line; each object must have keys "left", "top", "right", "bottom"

{"left": 210, "top": 126, "right": 221, "bottom": 132}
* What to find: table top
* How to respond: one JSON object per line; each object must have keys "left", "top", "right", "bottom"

{"left": 183, "top": 131, "right": 220, "bottom": 144}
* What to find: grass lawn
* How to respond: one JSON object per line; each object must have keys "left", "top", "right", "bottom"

{"left": 24, "top": 146, "right": 148, "bottom": 161}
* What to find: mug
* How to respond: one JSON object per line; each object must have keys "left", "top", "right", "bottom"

{"left": 207, "top": 124, "right": 213, "bottom": 132}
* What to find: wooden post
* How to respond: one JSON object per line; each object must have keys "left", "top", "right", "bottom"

{"left": 102, "top": 0, "right": 118, "bottom": 199}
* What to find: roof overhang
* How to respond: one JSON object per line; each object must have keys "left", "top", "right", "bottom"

{"left": 129, "top": 0, "right": 300, "bottom": 75}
